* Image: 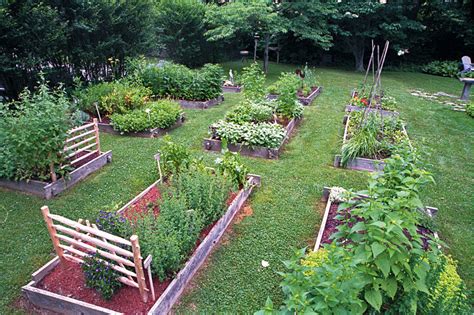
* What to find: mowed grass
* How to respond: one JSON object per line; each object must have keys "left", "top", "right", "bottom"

{"left": 0, "top": 62, "right": 472, "bottom": 314}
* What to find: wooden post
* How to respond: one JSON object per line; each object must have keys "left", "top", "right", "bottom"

{"left": 154, "top": 153, "right": 162, "bottom": 182}
{"left": 144, "top": 255, "right": 155, "bottom": 301}
{"left": 130, "top": 235, "right": 148, "bottom": 303}
{"left": 93, "top": 118, "right": 101, "bottom": 153}
{"left": 41, "top": 206, "right": 65, "bottom": 264}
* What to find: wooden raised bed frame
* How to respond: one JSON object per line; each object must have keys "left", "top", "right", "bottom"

{"left": 97, "top": 115, "right": 185, "bottom": 138}
{"left": 0, "top": 120, "right": 112, "bottom": 199}
{"left": 203, "top": 117, "right": 302, "bottom": 159}
{"left": 315, "top": 187, "right": 439, "bottom": 252}
{"left": 222, "top": 85, "right": 242, "bottom": 93}
{"left": 334, "top": 114, "right": 411, "bottom": 172}
{"left": 23, "top": 175, "right": 261, "bottom": 315}
{"left": 267, "top": 86, "right": 322, "bottom": 106}
{"left": 178, "top": 95, "right": 224, "bottom": 109}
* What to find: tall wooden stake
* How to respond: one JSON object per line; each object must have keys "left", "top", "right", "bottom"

{"left": 130, "top": 235, "right": 148, "bottom": 303}
{"left": 41, "top": 206, "right": 65, "bottom": 264}
{"left": 93, "top": 118, "right": 101, "bottom": 154}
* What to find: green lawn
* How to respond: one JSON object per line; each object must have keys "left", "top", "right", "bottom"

{"left": 0, "top": 63, "right": 472, "bottom": 314}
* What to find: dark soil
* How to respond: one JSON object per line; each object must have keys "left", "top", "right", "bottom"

{"left": 321, "top": 202, "right": 434, "bottom": 250}
{"left": 70, "top": 150, "right": 100, "bottom": 169}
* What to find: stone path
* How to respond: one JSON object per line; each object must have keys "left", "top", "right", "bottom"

{"left": 409, "top": 89, "right": 467, "bottom": 112}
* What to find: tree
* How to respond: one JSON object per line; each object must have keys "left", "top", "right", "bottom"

{"left": 155, "top": 0, "right": 212, "bottom": 67}
{"left": 331, "top": 1, "right": 423, "bottom": 71}
{"left": 0, "top": 0, "right": 156, "bottom": 98}
{"left": 205, "top": 1, "right": 287, "bottom": 73}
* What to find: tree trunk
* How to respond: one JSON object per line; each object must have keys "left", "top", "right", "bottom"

{"left": 353, "top": 40, "right": 365, "bottom": 72}
{"left": 263, "top": 35, "right": 270, "bottom": 74}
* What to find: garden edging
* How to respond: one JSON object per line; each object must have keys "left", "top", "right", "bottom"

{"left": 178, "top": 95, "right": 224, "bottom": 109}
{"left": 0, "top": 150, "right": 112, "bottom": 199}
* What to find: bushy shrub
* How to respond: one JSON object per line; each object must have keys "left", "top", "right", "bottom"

{"left": 0, "top": 79, "right": 72, "bottom": 181}
{"left": 110, "top": 100, "right": 182, "bottom": 133}
{"left": 77, "top": 80, "right": 151, "bottom": 115}
{"left": 81, "top": 253, "right": 122, "bottom": 300}
{"left": 422, "top": 60, "right": 460, "bottom": 77}
{"left": 419, "top": 254, "right": 470, "bottom": 314}
{"left": 466, "top": 102, "right": 474, "bottom": 118}
{"left": 210, "top": 121, "right": 286, "bottom": 149}
{"left": 133, "top": 61, "right": 223, "bottom": 101}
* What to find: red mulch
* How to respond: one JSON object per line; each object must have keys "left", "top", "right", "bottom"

{"left": 34, "top": 188, "right": 240, "bottom": 314}
{"left": 122, "top": 185, "right": 161, "bottom": 221}
{"left": 321, "top": 202, "right": 434, "bottom": 250}
{"left": 37, "top": 260, "right": 170, "bottom": 315}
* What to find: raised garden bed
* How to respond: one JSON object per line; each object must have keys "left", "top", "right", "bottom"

{"left": 178, "top": 95, "right": 224, "bottom": 109}
{"left": 203, "top": 117, "right": 301, "bottom": 159}
{"left": 267, "top": 86, "right": 322, "bottom": 106}
{"left": 0, "top": 121, "right": 112, "bottom": 199}
{"left": 96, "top": 114, "right": 185, "bottom": 138}
{"left": 345, "top": 105, "right": 398, "bottom": 117}
{"left": 22, "top": 174, "right": 261, "bottom": 315}
{"left": 334, "top": 113, "right": 411, "bottom": 172}
{"left": 315, "top": 187, "right": 439, "bottom": 252}
{"left": 222, "top": 85, "right": 242, "bottom": 93}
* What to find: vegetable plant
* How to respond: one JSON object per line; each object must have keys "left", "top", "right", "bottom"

{"left": 110, "top": 100, "right": 182, "bottom": 133}
{"left": 0, "top": 77, "right": 72, "bottom": 181}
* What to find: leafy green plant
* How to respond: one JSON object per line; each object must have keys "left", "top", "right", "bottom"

{"left": 110, "top": 100, "right": 182, "bottom": 133}
{"left": 171, "top": 168, "right": 231, "bottom": 225}
{"left": 81, "top": 252, "right": 122, "bottom": 300}
{"left": 159, "top": 135, "right": 192, "bottom": 176}
{"left": 257, "top": 246, "right": 368, "bottom": 314}
{"left": 215, "top": 149, "right": 249, "bottom": 188}
{"left": 77, "top": 80, "right": 151, "bottom": 116}
{"left": 241, "top": 62, "right": 266, "bottom": 101}
{"left": 341, "top": 111, "right": 408, "bottom": 166}
{"left": 466, "top": 102, "right": 473, "bottom": 118}
{"left": 210, "top": 121, "right": 285, "bottom": 149}
{"left": 225, "top": 100, "right": 275, "bottom": 124}
{"left": 419, "top": 254, "right": 470, "bottom": 314}
{"left": 275, "top": 72, "right": 303, "bottom": 119}
{"left": 0, "top": 77, "right": 72, "bottom": 181}
{"left": 95, "top": 210, "right": 130, "bottom": 238}
{"left": 133, "top": 61, "right": 223, "bottom": 101}
{"left": 422, "top": 60, "right": 460, "bottom": 78}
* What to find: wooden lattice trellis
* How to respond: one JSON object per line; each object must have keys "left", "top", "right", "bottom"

{"left": 41, "top": 206, "right": 150, "bottom": 302}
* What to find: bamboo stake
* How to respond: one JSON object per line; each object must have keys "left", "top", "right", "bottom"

{"left": 41, "top": 206, "right": 65, "bottom": 264}
{"left": 131, "top": 235, "right": 148, "bottom": 303}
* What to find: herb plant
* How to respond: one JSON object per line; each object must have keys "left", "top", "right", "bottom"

{"left": 81, "top": 252, "right": 122, "bottom": 300}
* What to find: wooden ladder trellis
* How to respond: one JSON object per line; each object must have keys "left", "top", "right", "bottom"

{"left": 50, "top": 119, "right": 101, "bottom": 183}
{"left": 41, "top": 206, "right": 149, "bottom": 303}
